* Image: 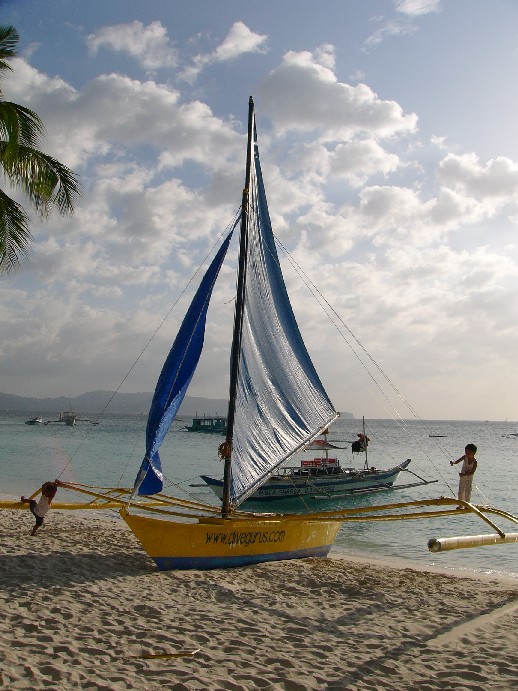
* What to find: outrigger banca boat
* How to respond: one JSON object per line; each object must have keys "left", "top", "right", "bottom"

{"left": 200, "top": 424, "right": 437, "bottom": 505}
{"left": 2, "top": 98, "right": 517, "bottom": 568}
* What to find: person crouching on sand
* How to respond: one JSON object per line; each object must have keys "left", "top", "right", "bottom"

{"left": 450, "top": 444, "right": 477, "bottom": 504}
{"left": 21, "top": 480, "right": 60, "bottom": 535}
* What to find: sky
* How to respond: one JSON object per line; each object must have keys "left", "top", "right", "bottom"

{"left": 1, "top": 0, "right": 518, "bottom": 421}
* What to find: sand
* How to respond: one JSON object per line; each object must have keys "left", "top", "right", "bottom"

{"left": 1, "top": 509, "right": 517, "bottom": 690}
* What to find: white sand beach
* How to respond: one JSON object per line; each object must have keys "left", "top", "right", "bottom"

{"left": 1, "top": 509, "right": 517, "bottom": 690}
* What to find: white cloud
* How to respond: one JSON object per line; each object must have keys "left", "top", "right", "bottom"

{"left": 0, "top": 58, "right": 246, "bottom": 303}
{"left": 364, "top": 0, "right": 440, "bottom": 50}
{"left": 3, "top": 57, "right": 76, "bottom": 107}
{"left": 182, "top": 21, "right": 268, "bottom": 82}
{"left": 2, "top": 60, "right": 241, "bottom": 172}
{"left": 438, "top": 153, "right": 518, "bottom": 203}
{"left": 340, "top": 184, "right": 487, "bottom": 249}
{"left": 278, "top": 139, "right": 402, "bottom": 198}
{"left": 280, "top": 232, "right": 517, "bottom": 419}
{"left": 329, "top": 141, "right": 401, "bottom": 186}
{"left": 212, "top": 21, "right": 268, "bottom": 61}
{"left": 313, "top": 44, "right": 336, "bottom": 71}
{"left": 394, "top": 0, "right": 441, "bottom": 16}
{"left": 86, "top": 20, "right": 177, "bottom": 70}
{"left": 364, "top": 20, "right": 418, "bottom": 49}
{"left": 260, "top": 49, "right": 418, "bottom": 139}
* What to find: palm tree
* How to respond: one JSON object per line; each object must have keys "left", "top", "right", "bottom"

{"left": 0, "top": 25, "right": 81, "bottom": 273}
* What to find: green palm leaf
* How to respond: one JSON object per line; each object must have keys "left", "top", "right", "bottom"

{"left": 0, "top": 26, "right": 18, "bottom": 75}
{"left": 0, "top": 24, "right": 81, "bottom": 273}
{"left": 0, "top": 188, "right": 32, "bottom": 273}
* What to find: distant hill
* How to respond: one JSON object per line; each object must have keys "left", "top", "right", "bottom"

{"left": 338, "top": 410, "right": 354, "bottom": 419}
{"left": 0, "top": 390, "right": 354, "bottom": 419}
{"left": 0, "top": 390, "right": 227, "bottom": 417}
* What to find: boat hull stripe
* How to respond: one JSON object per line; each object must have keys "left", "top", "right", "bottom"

{"left": 153, "top": 545, "right": 333, "bottom": 570}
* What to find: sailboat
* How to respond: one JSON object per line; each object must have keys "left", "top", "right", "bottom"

{"left": 3, "top": 98, "right": 517, "bottom": 568}
{"left": 119, "top": 96, "right": 347, "bottom": 569}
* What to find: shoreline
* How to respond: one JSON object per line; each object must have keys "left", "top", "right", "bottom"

{"left": 329, "top": 544, "right": 518, "bottom": 585}
{"left": 1, "top": 509, "right": 518, "bottom": 689}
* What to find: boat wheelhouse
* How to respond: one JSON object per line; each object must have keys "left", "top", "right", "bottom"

{"left": 185, "top": 416, "right": 227, "bottom": 434}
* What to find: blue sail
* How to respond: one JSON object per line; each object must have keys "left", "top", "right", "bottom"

{"left": 134, "top": 231, "right": 233, "bottom": 495}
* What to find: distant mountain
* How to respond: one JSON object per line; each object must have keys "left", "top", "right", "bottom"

{"left": 0, "top": 390, "right": 227, "bottom": 417}
{"left": 0, "top": 390, "right": 354, "bottom": 419}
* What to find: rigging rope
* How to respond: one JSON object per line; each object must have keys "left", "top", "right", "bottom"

{"left": 274, "top": 237, "right": 458, "bottom": 496}
{"left": 54, "top": 211, "right": 242, "bottom": 483}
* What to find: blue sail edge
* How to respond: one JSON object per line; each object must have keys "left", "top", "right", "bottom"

{"left": 133, "top": 231, "right": 234, "bottom": 496}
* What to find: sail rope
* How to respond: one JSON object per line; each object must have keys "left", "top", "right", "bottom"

{"left": 273, "top": 237, "right": 458, "bottom": 497}
{"left": 115, "top": 427, "right": 144, "bottom": 489}
{"left": 53, "top": 211, "right": 241, "bottom": 485}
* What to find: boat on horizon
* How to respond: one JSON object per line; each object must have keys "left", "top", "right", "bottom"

{"left": 59, "top": 411, "right": 77, "bottom": 426}
{"left": 25, "top": 416, "right": 43, "bottom": 425}
{"left": 184, "top": 416, "right": 227, "bottom": 435}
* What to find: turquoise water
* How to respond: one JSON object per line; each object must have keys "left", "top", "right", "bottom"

{"left": 1, "top": 411, "right": 517, "bottom": 579}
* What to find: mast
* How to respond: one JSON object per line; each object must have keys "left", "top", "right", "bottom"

{"left": 220, "top": 96, "right": 255, "bottom": 517}
{"left": 362, "top": 416, "right": 369, "bottom": 470}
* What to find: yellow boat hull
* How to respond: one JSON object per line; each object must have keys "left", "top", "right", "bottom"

{"left": 120, "top": 510, "right": 342, "bottom": 570}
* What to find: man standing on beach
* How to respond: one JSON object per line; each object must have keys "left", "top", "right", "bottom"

{"left": 450, "top": 444, "right": 477, "bottom": 504}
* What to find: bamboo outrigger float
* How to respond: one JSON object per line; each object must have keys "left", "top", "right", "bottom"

{"left": 2, "top": 482, "right": 516, "bottom": 560}
{"left": 428, "top": 532, "right": 518, "bottom": 552}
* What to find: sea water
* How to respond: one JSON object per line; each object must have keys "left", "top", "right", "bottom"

{"left": 1, "top": 411, "right": 517, "bottom": 579}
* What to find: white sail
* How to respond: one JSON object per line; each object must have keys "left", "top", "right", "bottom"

{"left": 230, "top": 114, "right": 337, "bottom": 506}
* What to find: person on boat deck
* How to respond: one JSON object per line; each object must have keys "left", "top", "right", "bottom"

{"left": 20, "top": 480, "right": 62, "bottom": 535}
{"left": 357, "top": 433, "right": 370, "bottom": 449}
{"left": 450, "top": 444, "right": 477, "bottom": 504}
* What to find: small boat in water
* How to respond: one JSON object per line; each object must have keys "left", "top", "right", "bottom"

{"left": 25, "top": 416, "right": 43, "bottom": 425}
{"left": 59, "top": 412, "right": 77, "bottom": 426}
{"left": 184, "top": 416, "right": 227, "bottom": 434}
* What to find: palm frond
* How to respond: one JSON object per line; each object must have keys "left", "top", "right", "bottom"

{"left": 0, "top": 187, "right": 32, "bottom": 273}
{"left": 0, "top": 26, "right": 19, "bottom": 76}
{"left": 0, "top": 26, "right": 82, "bottom": 272}
{"left": 1, "top": 144, "right": 81, "bottom": 217}
{"left": 0, "top": 101, "right": 45, "bottom": 150}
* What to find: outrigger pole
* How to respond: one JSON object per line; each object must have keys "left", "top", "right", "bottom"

{"left": 3, "top": 480, "right": 516, "bottom": 555}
